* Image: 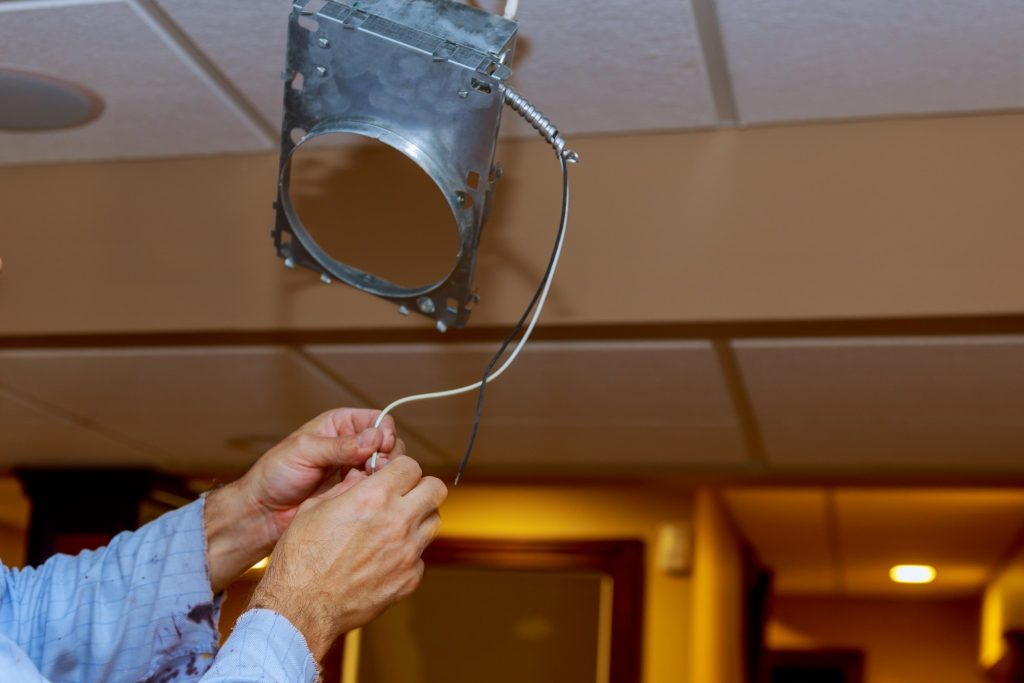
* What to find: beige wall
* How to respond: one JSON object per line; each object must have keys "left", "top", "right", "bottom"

{"left": 436, "top": 484, "right": 693, "bottom": 683}
{"left": 769, "top": 596, "right": 985, "bottom": 683}
{"left": 3, "top": 113, "right": 1024, "bottom": 336}
{"left": 690, "top": 490, "right": 746, "bottom": 683}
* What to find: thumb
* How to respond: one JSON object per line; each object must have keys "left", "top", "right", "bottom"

{"left": 301, "top": 427, "right": 383, "bottom": 470}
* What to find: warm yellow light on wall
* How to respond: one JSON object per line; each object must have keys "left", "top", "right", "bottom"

{"left": 889, "top": 564, "right": 936, "bottom": 584}
{"left": 250, "top": 557, "right": 269, "bottom": 571}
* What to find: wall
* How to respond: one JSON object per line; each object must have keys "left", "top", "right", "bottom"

{"left": 981, "top": 543, "right": 1024, "bottom": 669}
{"left": 690, "top": 490, "right": 746, "bottom": 683}
{"left": 437, "top": 484, "right": 694, "bottom": 683}
{"left": 769, "top": 596, "right": 985, "bottom": 683}
{"left": 0, "top": 524, "right": 26, "bottom": 568}
{"left": 4, "top": 113, "right": 1024, "bottom": 336}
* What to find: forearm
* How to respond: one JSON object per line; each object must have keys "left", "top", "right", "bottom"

{"left": 203, "top": 481, "right": 279, "bottom": 594}
{"left": 1, "top": 500, "right": 219, "bottom": 682}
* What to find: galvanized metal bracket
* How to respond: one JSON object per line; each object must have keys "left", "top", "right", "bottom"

{"left": 273, "top": 0, "right": 518, "bottom": 331}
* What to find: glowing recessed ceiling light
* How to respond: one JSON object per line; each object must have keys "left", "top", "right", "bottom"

{"left": 0, "top": 69, "right": 104, "bottom": 132}
{"left": 889, "top": 564, "right": 936, "bottom": 584}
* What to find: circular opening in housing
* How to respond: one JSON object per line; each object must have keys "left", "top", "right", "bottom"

{"left": 285, "top": 131, "right": 461, "bottom": 290}
{"left": 0, "top": 69, "right": 104, "bottom": 131}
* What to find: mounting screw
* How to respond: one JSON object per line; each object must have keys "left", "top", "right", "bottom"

{"left": 318, "top": 37, "right": 330, "bottom": 48}
{"left": 315, "top": 65, "right": 328, "bottom": 77}
{"left": 284, "top": 257, "right": 295, "bottom": 269}
{"left": 456, "top": 191, "right": 467, "bottom": 205}
{"left": 320, "top": 273, "right": 332, "bottom": 284}
{"left": 436, "top": 320, "right": 448, "bottom": 334}
{"left": 416, "top": 296, "right": 435, "bottom": 315}
{"left": 398, "top": 305, "right": 410, "bottom": 316}
{"left": 457, "top": 89, "right": 469, "bottom": 99}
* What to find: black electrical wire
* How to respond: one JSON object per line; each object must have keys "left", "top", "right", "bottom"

{"left": 454, "top": 153, "right": 572, "bottom": 485}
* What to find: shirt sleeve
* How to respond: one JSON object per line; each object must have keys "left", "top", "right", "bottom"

{"left": 0, "top": 497, "right": 221, "bottom": 682}
{"left": 199, "top": 609, "right": 319, "bottom": 683}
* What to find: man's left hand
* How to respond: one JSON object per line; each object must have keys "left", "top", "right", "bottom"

{"left": 204, "top": 408, "right": 405, "bottom": 593}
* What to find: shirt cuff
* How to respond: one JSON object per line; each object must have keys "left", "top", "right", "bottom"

{"left": 207, "top": 609, "right": 319, "bottom": 683}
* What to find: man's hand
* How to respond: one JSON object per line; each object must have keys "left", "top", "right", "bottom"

{"left": 248, "top": 456, "right": 448, "bottom": 660}
{"left": 204, "top": 408, "right": 404, "bottom": 593}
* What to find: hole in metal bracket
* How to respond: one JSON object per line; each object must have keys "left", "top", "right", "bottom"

{"left": 470, "top": 78, "right": 492, "bottom": 94}
{"left": 466, "top": 171, "right": 480, "bottom": 189}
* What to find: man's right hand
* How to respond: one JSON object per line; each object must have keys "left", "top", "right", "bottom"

{"left": 247, "top": 455, "right": 447, "bottom": 660}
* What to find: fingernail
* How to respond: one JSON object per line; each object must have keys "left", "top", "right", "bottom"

{"left": 358, "top": 428, "right": 379, "bottom": 447}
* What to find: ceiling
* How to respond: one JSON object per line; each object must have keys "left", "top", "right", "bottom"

{"left": 723, "top": 487, "right": 1024, "bottom": 598}
{"left": 1, "top": 335, "right": 1024, "bottom": 480}
{"left": 2, "top": 0, "right": 1023, "bottom": 164}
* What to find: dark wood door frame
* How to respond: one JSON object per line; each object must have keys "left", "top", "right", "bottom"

{"left": 422, "top": 537, "right": 646, "bottom": 683}
{"left": 765, "top": 649, "right": 865, "bottom": 683}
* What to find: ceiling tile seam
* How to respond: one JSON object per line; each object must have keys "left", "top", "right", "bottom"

{"left": 712, "top": 340, "right": 767, "bottom": 464}
{"left": 0, "top": 382, "right": 171, "bottom": 463}
{"left": 824, "top": 488, "right": 846, "bottom": 595}
{"left": 687, "top": 0, "right": 739, "bottom": 125}
{"left": 127, "top": 0, "right": 278, "bottom": 145}
{"left": 289, "top": 348, "right": 458, "bottom": 466}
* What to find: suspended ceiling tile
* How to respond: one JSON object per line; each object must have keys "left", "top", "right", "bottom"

{"left": 0, "top": 347, "right": 442, "bottom": 474}
{"left": 0, "top": 0, "right": 271, "bottom": 165}
{"left": 717, "top": 0, "right": 1024, "bottom": 123}
{"left": 159, "top": 0, "right": 717, "bottom": 137}
{"left": 0, "top": 385, "right": 160, "bottom": 468}
{"left": 722, "top": 488, "right": 838, "bottom": 595}
{"left": 836, "top": 489, "right": 1024, "bottom": 597}
{"left": 304, "top": 341, "right": 748, "bottom": 469}
{"left": 155, "top": 0, "right": 289, "bottom": 129}
{"left": 493, "top": 0, "right": 717, "bottom": 134}
{"left": 734, "top": 337, "right": 1024, "bottom": 469}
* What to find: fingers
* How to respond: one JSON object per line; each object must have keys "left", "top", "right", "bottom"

{"left": 367, "top": 454, "right": 423, "bottom": 496}
{"left": 296, "top": 428, "right": 385, "bottom": 472}
{"left": 292, "top": 408, "right": 397, "bottom": 453}
{"left": 387, "top": 437, "right": 407, "bottom": 457}
{"left": 401, "top": 476, "right": 448, "bottom": 520}
{"left": 339, "top": 410, "right": 397, "bottom": 453}
{"left": 319, "top": 468, "right": 367, "bottom": 500}
{"left": 416, "top": 512, "right": 441, "bottom": 550}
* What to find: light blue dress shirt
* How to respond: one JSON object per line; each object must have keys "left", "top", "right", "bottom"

{"left": 0, "top": 498, "right": 319, "bottom": 683}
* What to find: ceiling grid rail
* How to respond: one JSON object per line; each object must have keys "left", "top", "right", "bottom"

{"left": 712, "top": 339, "right": 767, "bottom": 464}
{"left": 689, "top": 0, "right": 739, "bottom": 125}
{"left": 127, "top": 0, "right": 278, "bottom": 145}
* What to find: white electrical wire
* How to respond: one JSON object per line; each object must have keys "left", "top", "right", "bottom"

{"left": 503, "top": 0, "right": 519, "bottom": 20}
{"left": 369, "top": 155, "right": 570, "bottom": 475}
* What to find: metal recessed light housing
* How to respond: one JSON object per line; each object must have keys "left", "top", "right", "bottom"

{"left": 274, "top": 0, "right": 520, "bottom": 331}
{"left": 0, "top": 69, "right": 104, "bottom": 132}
